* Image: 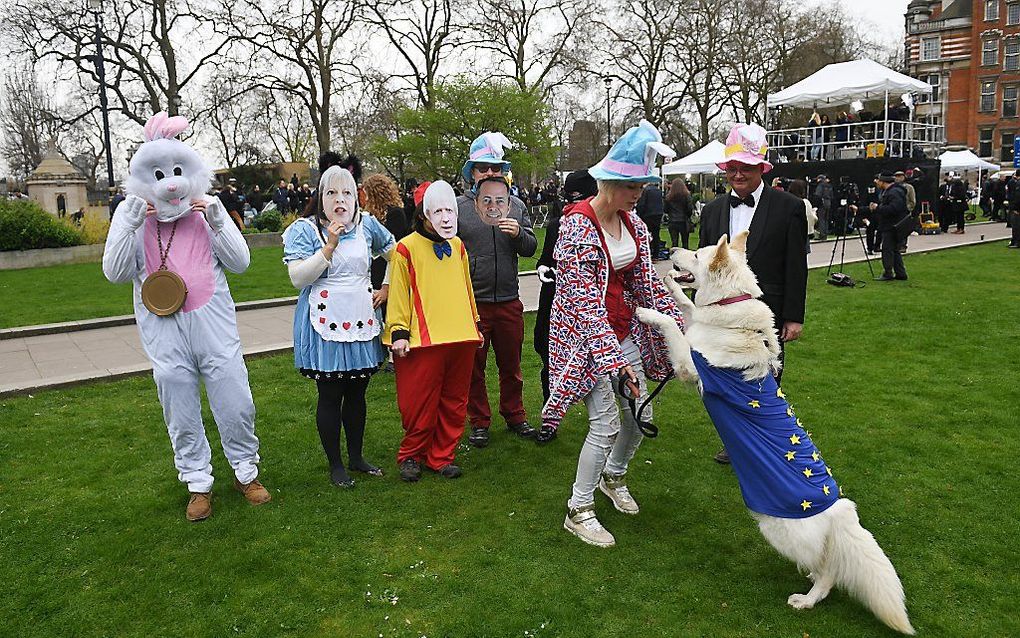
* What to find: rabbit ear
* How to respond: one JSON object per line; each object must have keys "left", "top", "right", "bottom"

{"left": 142, "top": 111, "right": 189, "bottom": 141}
{"left": 143, "top": 112, "right": 169, "bottom": 142}
{"left": 159, "top": 116, "right": 189, "bottom": 140}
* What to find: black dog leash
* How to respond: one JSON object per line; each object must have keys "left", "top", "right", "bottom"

{"left": 619, "top": 371, "right": 674, "bottom": 438}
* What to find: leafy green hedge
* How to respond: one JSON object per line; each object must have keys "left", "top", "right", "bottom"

{"left": 252, "top": 209, "right": 282, "bottom": 232}
{"left": 0, "top": 199, "right": 84, "bottom": 251}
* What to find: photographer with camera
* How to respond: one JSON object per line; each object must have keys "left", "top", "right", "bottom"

{"left": 854, "top": 172, "right": 909, "bottom": 281}
{"left": 832, "top": 177, "right": 860, "bottom": 237}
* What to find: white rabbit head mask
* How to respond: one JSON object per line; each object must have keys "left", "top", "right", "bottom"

{"left": 126, "top": 112, "right": 213, "bottom": 223}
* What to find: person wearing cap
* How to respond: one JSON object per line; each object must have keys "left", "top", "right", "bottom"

{"left": 456, "top": 132, "right": 539, "bottom": 448}
{"left": 894, "top": 171, "right": 916, "bottom": 216}
{"left": 700, "top": 123, "right": 808, "bottom": 465}
{"left": 862, "top": 172, "right": 910, "bottom": 280}
{"left": 540, "top": 120, "right": 684, "bottom": 548}
{"left": 534, "top": 169, "right": 599, "bottom": 403}
{"left": 385, "top": 181, "right": 482, "bottom": 482}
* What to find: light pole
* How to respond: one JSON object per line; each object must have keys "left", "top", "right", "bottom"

{"left": 88, "top": 0, "right": 115, "bottom": 203}
{"left": 603, "top": 76, "right": 612, "bottom": 153}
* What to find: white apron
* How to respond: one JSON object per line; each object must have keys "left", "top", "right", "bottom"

{"left": 308, "top": 220, "right": 381, "bottom": 343}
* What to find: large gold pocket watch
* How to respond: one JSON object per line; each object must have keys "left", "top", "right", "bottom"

{"left": 141, "top": 218, "right": 188, "bottom": 316}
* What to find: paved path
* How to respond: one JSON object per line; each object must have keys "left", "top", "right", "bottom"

{"left": 1, "top": 222, "right": 1012, "bottom": 397}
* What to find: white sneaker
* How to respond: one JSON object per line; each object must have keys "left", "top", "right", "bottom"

{"left": 563, "top": 503, "right": 616, "bottom": 547}
{"left": 599, "top": 472, "right": 639, "bottom": 514}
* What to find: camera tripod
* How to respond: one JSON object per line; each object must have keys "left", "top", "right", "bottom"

{"left": 826, "top": 206, "right": 875, "bottom": 279}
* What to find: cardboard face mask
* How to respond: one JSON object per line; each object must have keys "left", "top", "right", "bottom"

{"left": 423, "top": 180, "right": 458, "bottom": 239}
{"left": 319, "top": 166, "right": 358, "bottom": 228}
{"left": 474, "top": 179, "right": 511, "bottom": 226}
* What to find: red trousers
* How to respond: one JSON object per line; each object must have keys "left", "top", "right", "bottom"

{"left": 395, "top": 342, "right": 475, "bottom": 470}
{"left": 468, "top": 299, "right": 527, "bottom": 428}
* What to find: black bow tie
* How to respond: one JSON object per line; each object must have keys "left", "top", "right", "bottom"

{"left": 729, "top": 193, "right": 755, "bottom": 208}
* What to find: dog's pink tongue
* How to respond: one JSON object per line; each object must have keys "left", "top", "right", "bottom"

{"left": 169, "top": 197, "right": 181, "bottom": 206}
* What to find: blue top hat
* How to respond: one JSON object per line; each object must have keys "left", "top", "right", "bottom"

{"left": 588, "top": 120, "right": 675, "bottom": 183}
{"left": 462, "top": 132, "right": 513, "bottom": 184}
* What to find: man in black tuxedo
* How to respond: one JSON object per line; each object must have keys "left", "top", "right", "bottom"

{"left": 700, "top": 123, "right": 808, "bottom": 464}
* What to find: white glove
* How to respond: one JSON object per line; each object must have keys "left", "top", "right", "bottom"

{"left": 118, "top": 195, "right": 148, "bottom": 229}
{"left": 203, "top": 197, "right": 230, "bottom": 232}
{"left": 537, "top": 265, "right": 556, "bottom": 283}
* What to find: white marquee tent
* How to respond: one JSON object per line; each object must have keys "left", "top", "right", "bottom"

{"left": 767, "top": 59, "right": 932, "bottom": 109}
{"left": 661, "top": 140, "right": 725, "bottom": 176}
{"left": 937, "top": 150, "right": 999, "bottom": 172}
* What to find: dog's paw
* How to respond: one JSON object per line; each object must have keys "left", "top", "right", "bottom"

{"left": 635, "top": 307, "right": 663, "bottom": 327}
{"left": 787, "top": 593, "right": 815, "bottom": 610}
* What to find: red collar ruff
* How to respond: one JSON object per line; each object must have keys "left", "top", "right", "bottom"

{"left": 713, "top": 294, "right": 754, "bottom": 306}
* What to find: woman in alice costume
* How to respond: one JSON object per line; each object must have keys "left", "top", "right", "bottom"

{"left": 282, "top": 165, "right": 396, "bottom": 487}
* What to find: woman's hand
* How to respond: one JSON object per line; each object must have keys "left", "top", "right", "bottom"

{"left": 372, "top": 284, "right": 389, "bottom": 309}
{"left": 323, "top": 220, "right": 344, "bottom": 259}
{"left": 190, "top": 199, "right": 207, "bottom": 214}
{"left": 620, "top": 365, "right": 640, "bottom": 399}
{"left": 391, "top": 339, "right": 410, "bottom": 358}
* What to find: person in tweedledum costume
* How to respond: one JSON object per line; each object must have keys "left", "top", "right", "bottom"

{"left": 103, "top": 112, "right": 271, "bottom": 522}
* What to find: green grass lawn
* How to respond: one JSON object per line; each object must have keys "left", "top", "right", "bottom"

{"left": 1, "top": 244, "right": 1018, "bottom": 637}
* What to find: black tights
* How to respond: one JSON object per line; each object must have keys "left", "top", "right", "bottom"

{"left": 669, "top": 227, "right": 689, "bottom": 250}
{"left": 315, "top": 377, "right": 371, "bottom": 472}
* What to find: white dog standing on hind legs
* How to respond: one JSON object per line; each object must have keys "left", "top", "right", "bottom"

{"left": 636, "top": 230, "right": 914, "bottom": 634}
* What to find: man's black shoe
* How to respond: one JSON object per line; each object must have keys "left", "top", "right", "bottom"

{"left": 535, "top": 425, "right": 558, "bottom": 444}
{"left": 894, "top": 275, "right": 908, "bottom": 281}
{"left": 399, "top": 459, "right": 422, "bottom": 482}
{"left": 875, "top": 275, "right": 895, "bottom": 281}
{"left": 468, "top": 427, "right": 490, "bottom": 448}
{"left": 434, "top": 464, "right": 462, "bottom": 479}
{"left": 714, "top": 448, "right": 731, "bottom": 464}
{"left": 507, "top": 421, "right": 536, "bottom": 439}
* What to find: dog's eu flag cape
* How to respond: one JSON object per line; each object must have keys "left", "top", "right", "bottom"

{"left": 692, "top": 350, "right": 839, "bottom": 518}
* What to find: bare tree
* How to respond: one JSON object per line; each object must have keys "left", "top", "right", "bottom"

{"left": 196, "top": 69, "right": 275, "bottom": 168}
{"left": 0, "top": 66, "right": 60, "bottom": 179}
{"left": 363, "top": 0, "right": 468, "bottom": 109}
{"left": 221, "top": 0, "right": 362, "bottom": 157}
{"left": 260, "top": 92, "right": 318, "bottom": 165}
{"left": 471, "top": 0, "right": 595, "bottom": 98}
{"left": 4, "top": 0, "right": 231, "bottom": 124}
{"left": 671, "top": 0, "right": 731, "bottom": 146}
{"left": 595, "top": 0, "right": 688, "bottom": 131}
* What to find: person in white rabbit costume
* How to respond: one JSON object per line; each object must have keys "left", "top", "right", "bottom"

{"left": 103, "top": 112, "right": 271, "bottom": 522}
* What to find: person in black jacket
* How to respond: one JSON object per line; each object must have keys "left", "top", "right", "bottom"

{"left": 247, "top": 184, "right": 265, "bottom": 214}
{"left": 636, "top": 182, "right": 665, "bottom": 259}
{"left": 863, "top": 172, "right": 909, "bottom": 280}
{"left": 664, "top": 177, "right": 693, "bottom": 249}
{"left": 534, "top": 169, "right": 597, "bottom": 403}
{"left": 700, "top": 123, "right": 808, "bottom": 464}
{"left": 938, "top": 173, "right": 968, "bottom": 234}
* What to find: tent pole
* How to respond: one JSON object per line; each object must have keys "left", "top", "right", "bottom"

{"left": 883, "top": 90, "right": 890, "bottom": 156}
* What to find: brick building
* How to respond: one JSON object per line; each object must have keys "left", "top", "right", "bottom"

{"left": 906, "top": 0, "right": 1020, "bottom": 167}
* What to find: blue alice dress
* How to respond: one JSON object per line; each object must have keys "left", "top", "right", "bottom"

{"left": 282, "top": 215, "right": 396, "bottom": 380}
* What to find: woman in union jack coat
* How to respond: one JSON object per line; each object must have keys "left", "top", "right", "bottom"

{"left": 538, "top": 120, "right": 686, "bottom": 548}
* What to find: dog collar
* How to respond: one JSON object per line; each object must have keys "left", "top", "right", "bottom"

{"left": 713, "top": 294, "right": 753, "bottom": 306}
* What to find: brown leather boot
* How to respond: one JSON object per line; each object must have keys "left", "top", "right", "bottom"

{"left": 186, "top": 492, "right": 212, "bottom": 522}
{"left": 234, "top": 478, "right": 272, "bottom": 505}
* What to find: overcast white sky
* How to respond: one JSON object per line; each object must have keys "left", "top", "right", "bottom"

{"left": 838, "top": 0, "right": 909, "bottom": 46}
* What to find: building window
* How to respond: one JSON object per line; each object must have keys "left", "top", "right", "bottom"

{"left": 1009, "top": 2, "right": 1020, "bottom": 25}
{"left": 987, "top": 0, "right": 1000, "bottom": 20}
{"left": 983, "top": 39, "right": 1000, "bottom": 66}
{"left": 1001, "top": 132, "right": 1016, "bottom": 162}
{"left": 981, "top": 81, "right": 997, "bottom": 111}
{"left": 1006, "top": 86, "right": 1019, "bottom": 117}
{"left": 921, "top": 37, "right": 940, "bottom": 61}
{"left": 1007, "top": 41, "right": 1020, "bottom": 70}
{"left": 917, "top": 73, "right": 941, "bottom": 103}
{"left": 979, "top": 129, "right": 994, "bottom": 157}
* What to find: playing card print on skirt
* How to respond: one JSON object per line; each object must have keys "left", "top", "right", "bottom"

{"left": 283, "top": 216, "right": 389, "bottom": 378}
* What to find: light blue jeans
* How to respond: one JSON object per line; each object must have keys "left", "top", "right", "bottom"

{"left": 568, "top": 337, "right": 649, "bottom": 509}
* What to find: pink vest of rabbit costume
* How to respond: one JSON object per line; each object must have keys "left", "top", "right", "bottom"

{"left": 102, "top": 112, "right": 263, "bottom": 497}
{"left": 540, "top": 201, "right": 685, "bottom": 429}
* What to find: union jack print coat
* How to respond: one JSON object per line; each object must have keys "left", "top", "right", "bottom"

{"left": 540, "top": 199, "right": 685, "bottom": 428}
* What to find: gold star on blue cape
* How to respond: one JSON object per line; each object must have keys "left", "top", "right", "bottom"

{"left": 691, "top": 350, "right": 839, "bottom": 519}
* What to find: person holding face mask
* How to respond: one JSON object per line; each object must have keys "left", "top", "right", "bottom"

{"left": 456, "top": 131, "right": 539, "bottom": 449}
{"left": 541, "top": 121, "right": 684, "bottom": 548}
{"left": 281, "top": 166, "right": 396, "bottom": 488}
{"left": 385, "top": 180, "right": 483, "bottom": 482}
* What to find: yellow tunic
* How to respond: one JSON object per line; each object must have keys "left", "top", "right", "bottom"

{"left": 384, "top": 232, "right": 481, "bottom": 349}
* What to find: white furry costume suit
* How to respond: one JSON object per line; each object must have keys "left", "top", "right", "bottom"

{"left": 103, "top": 112, "right": 261, "bottom": 493}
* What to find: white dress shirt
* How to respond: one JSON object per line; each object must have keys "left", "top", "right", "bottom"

{"left": 729, "top": 180, "right": 766, "bottom": 240}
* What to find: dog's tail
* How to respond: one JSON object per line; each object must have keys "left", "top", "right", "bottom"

{"left": 828, "top": 499, "right": 914, "bottom": 635}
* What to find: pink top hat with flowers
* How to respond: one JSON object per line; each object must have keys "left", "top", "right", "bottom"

{"left": 717, "top": 123, "right": 773, "bottom": 173}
